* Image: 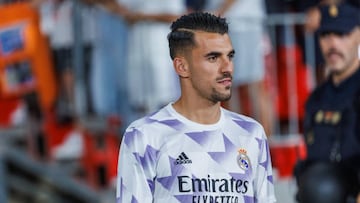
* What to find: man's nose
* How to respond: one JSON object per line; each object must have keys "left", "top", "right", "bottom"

{"left": 221, "top": 57, "right": 233, "bottom": 73}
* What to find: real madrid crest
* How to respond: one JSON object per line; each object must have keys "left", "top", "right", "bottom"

{"left": 237, "top": 148, "right": 251, "bottom": 170}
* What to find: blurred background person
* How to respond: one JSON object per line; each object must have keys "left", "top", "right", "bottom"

{"left": 111, "top": 0, "right": 186, "bottom": 119}
{"left": 298, "top": 0, "right": 360, "bottom": 84}
{"left": 86, "top": 0, "right": 134, "bottom": 130}
{"left": 32, "top": 0, "right": 96, "bottom": 124}
{"left": 296, "top": 3, "right": 360, "bottom": 202}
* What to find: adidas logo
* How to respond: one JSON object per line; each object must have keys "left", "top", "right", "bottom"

{"left": 174, "top": 152, "right": 192, "bottom": 165}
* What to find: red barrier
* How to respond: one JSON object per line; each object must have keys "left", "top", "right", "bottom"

{"left": 275, "top": 45, "right": 313, "bottom": 121}
{"left": 269, "top": 134, "right": 307, "bottom": 178}
{"left": 82, "top": 129, "right": 120, "bottom": 189}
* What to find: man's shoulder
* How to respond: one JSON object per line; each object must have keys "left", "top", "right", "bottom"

{"left": 354, "top": 68, "right": 360, "bottom": 88}
{"left": 223, "top": 108, "right": 265, "bottom": 131}
{"left": 125, "top": 105, "right": 176, "bottom": 132}
{"left": 224, "top": 108, "right": 259, "bottom": 122}
{"left": 305, "top": 80, "right": 330, "bottom": 105}
{"left": 129, "top": 110, "right": 165, "bottom": 128}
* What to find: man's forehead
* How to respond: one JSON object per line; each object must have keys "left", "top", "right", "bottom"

{"left": 193, "top": 31, "right": 230, "bottom": 43}
{"left": 193, "top": 30, "right": 226, "bottom": 36}
{"left": 193, "top": 32, "right": 233, "bottom": 54}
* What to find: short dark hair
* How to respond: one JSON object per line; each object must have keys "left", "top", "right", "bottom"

{"left": 167, "top": 12, "right": 229, "bottom": 60}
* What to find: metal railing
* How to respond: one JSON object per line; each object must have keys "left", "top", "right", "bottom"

{"left": 266, "top": 13, "right": 316, "bottom": 136}
{"left": 0, "top": 145, "right": 100, "bottom": 203}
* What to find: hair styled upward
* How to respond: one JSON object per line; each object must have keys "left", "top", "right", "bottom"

{"left": 167, "top": 12, "right": 229, "bottom": 60}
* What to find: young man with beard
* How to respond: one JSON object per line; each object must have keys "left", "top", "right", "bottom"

{"left": 116, "top": 12, "right": 276, "bottom": 203}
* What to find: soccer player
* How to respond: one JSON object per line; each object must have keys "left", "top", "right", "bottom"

{"left": 116, "top": 12, "right": 276, "bottom": 203}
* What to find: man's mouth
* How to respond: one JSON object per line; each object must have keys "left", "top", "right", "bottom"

{"left": 218, "top": 78, "right": 232, "bottom": 86}
{"left": 326, "top": 51, "right": 342, "bottom": 61}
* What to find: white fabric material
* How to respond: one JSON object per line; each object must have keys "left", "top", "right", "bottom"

{"left": 116, "top": 103, "right": 276, "bottom": 202}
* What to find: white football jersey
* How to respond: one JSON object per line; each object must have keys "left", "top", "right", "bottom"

{"left": 116, "top": 103, "right": 276, "bottom": 203}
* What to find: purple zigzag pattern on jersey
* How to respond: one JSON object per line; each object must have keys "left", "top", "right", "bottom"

{"left": 185, "top": 130, "right": 214, "bottom": 147}
{"left": 146, "top": 108, "right": 165, "bottom": 121}
{"left": 256, "top": 138, "right": 268, "bottom": 169}
{"left": 123, "top": 128, "right": 143, "bottom": 147}
{"left": 243, "top": 195, "right": 255, "bottom": 203}
{"left": 255, "top": 138, "right": 274, "bottom": 184}
{"left": 174, "top": 194, "right": 194, "bottom": 202}
{"left": 207, "top": 134, "right": 236, "bottom": 164}
{"left": 117, "top": 178, "right": 139, "bottom": 203}
{"left": 117, "top": 177, "right": 125, "bottom": 202}
{"left": 256, "top": 138, "right": 269, "bottom": 170}
{"left": 159, "top": 119, "right": 185, "bottom": 130}
{"left": 157, "top": 157, "right": 187, "bottom": 191}
{"left": 116, "top": 196, "right": 138, "bottom": 203}
{"left": 132, "top": 144, "right": 160, "bottom": 173}
{"left": 147, "top": 107, "right": 172, "bottom": 123}
{"left": 232, "top": 119, "right": 257, "bottom": 133}
{"left": 147, "top": 179, "right": 155, "bottom": 194}
{"left": 267, "top": 174, "right": 273, "bottom": 184}
{"left": 144, "top": 117, "right": 157, "bottom": 123}
{"left": 131, "top": 196, "right": 138, "bottom": 203}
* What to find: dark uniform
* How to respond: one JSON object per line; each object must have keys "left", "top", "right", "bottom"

{"left": 296, "top": 3, "right": 360, "bottom": 202}
{"left": 300, "top": 66, "right": 360, "bottom": 203}
{"left": 304, "top": 67, "right": 360, "bottom": 163}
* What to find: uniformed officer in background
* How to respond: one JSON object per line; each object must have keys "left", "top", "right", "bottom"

{"left": 295, "top": 2, "right": 360, "bottom": 203}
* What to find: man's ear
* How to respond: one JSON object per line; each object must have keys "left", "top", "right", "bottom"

{"left": 173, "top": 57, "right": 190, "bottom": 78}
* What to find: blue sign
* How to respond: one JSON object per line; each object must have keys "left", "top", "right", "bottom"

{"left": 0, "top": 25, "right": 24, "bottom": 56}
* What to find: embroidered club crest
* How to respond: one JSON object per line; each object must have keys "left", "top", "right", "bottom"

{"left": 237, "top": 148, "right": 251, "bottom": 170}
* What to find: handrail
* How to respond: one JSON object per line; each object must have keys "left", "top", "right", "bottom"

{"left": 0, "top": 146, "right": 100, "bottom": 203}
{"left": 266, "top": 13, "right": 307, "bottom": 26}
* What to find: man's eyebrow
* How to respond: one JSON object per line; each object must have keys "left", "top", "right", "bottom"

{"left": 204, "top": 51, "right": 222, "bottom": 58}
{"left": 204, "top": 49, "right": 235, "bottom": 57}
{"left": 228, "top": 49, "right": 235, "bottom": 55}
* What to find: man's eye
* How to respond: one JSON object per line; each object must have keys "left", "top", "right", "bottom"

{"left": 228, "top": 53, "right": 234, "bottom": 61}
{"left": 208, "top": 56, "right": 217, "bottom": 62}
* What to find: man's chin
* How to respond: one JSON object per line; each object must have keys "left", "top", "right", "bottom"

{"left": 329, "top": 66, "right": 344, "bottom": 75}
{"left": 221, "top": 94, "right": 232, "bottom": 102}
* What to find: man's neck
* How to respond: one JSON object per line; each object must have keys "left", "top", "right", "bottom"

{"left": 172, "top": 99, "right": 222, "bottom": 125}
